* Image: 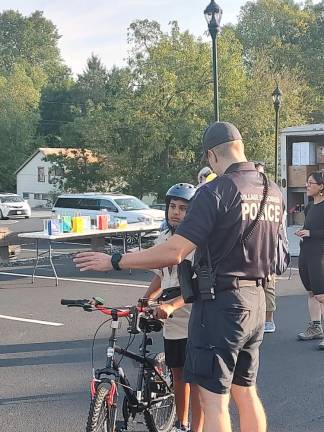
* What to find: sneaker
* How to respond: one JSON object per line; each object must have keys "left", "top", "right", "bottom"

{"left": 264, "top": 321, "right": 276, "bottom": 333}
{"left": 318, "top": 339, "right": 324, "bottom": 350}
{"left": 173, "top": 421, "right": 190, "bottom": 432}
{"left": 297, "top": 322, "right": 324, "bottom": 340}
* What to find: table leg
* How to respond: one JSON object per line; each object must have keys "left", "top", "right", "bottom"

{"left": 32, "top": 239, "right": 39, "bottom": 284}
{"left": 49, "top": 242, "right": 59, "bottom": 286}
{"left": 122, "top": 233, "right": 132, "bottom": 275}
{"left": 122, "top": 234, "right": 127, "bottom": 255}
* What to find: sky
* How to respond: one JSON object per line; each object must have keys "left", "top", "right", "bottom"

{"left": 0, "top": 0, "right": 316, "bottom": 76}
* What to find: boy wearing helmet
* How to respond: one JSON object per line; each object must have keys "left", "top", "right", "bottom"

{"left": 142, "top": 183, "right": 203, "bottom": 432}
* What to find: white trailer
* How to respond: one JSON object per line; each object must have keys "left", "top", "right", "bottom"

{"left": 280, "top": 123, "right": 324, "bottom": 226}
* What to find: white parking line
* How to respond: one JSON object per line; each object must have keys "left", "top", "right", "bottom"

{"left": 0, "top": 271, "right": 149, "bottom": 288}
{"left": 0, "top": 314, "right": 63, "bottom": 326}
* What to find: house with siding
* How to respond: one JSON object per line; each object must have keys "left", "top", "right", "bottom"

{"left": 15, "top": 148, "right": 96, "bottom": 208}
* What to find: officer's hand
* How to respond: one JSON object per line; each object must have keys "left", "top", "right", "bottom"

{"left": 74, "top": 252, "right": 112, "bottom": 272}
{"left": 295, "top": 229, "right": 310, "bottom": 238}
{"left": 153, "top": 304, "right": 174, "bottom": 320}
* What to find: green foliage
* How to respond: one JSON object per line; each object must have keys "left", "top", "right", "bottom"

{"left": 0, "top": 5, "right": 323, "bottom": 197}
{"left": 45, "top": 150, "right": 112, "bottom": 193}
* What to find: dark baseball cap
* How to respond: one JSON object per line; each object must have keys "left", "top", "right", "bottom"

{"left": 202, "top": 122, "right": 242, "bottom": 153}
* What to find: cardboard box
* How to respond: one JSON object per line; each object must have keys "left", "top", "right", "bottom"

{"left": 288, "top": 165, "right": 318, "bottom": 187}
{"left": 317, "top": 145, "right": 324, "bottom": 164}
{"left": 292, "top": 142, "right": 316, "bottom": 165}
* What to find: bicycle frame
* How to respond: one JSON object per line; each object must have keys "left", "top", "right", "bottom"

{"left": 91, "top": 311, "right": 172, "bottom": 417}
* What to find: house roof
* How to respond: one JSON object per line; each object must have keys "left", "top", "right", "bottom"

{"left": 15, "top": 148, "right": 99, "bottom": 175}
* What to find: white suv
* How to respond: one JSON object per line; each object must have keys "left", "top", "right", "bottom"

{"left": 52, "top": 193, "right": 165, "bottom": 225}
{"left": 0, "top": 194, "right": 32, "bottom": 219}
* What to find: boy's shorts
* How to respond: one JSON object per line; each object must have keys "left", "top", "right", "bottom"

{"left": 164, "top": 337, "right": 187, "bottom": 368}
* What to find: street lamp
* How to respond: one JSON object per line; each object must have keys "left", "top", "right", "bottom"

{"left": 204, "top": 0, "right": 222, "bottom": 122}
{"left": 272, "top": 84, "right": 283, "bottom": 183}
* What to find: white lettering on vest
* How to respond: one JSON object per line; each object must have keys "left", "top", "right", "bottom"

{"left": 242, "top": 202, "right": 281, "bottom": 223}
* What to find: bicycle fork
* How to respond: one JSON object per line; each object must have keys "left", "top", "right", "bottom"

{"left": 91, "top": 315, "right": 120, "bottom": 400}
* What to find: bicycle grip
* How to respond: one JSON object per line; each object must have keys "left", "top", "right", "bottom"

{"left": 60, "top": 299, "right": 88, "bottom": 306}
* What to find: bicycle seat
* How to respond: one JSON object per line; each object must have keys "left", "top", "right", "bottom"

{"left": 139, "top": 316, "right": 163, "bottom": 333}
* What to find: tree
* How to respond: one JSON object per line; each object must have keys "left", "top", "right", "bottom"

{"left": 0, "top": 64, "right": 46, "bottom": 190}
{"left": 72, "top": 54, "right": 108, "bottom": 111}
{"left": 235, "top": 0, "right": 324, "bottom": 120}
{"left": 236, "top": 53, "right": 316, "bottom": 174}
{"left": 45, "top": 149, "right": 112, "bottom": 193}
{"left": 0, "top": 10, "right": 69, "bottom": 83}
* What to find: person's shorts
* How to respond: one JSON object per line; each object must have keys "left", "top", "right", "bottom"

{"left": 183, "top": 285, "right": 265, "bottom": 394}
{"left": 299, "top": 244, "right": 324, "bottom": 295}
{"left": 164, "top": 337, "right": 187, "bottom": 368}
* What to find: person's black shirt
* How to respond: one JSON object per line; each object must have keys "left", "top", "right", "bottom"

{"left": 303, "top": 201, "right": 324, "bottom": 245}
{"left": 176, "top": 162, "right": 284, "bottom": 279}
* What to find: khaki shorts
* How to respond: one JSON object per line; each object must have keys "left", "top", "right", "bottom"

{"left": 264, "top": 274, "right": 276, "bottom": 312}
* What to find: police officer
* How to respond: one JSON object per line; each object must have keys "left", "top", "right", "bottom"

{"left": 74, "top": 122, "right": 285, "bottom": 432}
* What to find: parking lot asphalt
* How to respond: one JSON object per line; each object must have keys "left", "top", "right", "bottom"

{"left": 1, "top": 214, "right": 323, "bottom": 431}
{"left": 1, "top": 261, "right": 324, "bottom": 432}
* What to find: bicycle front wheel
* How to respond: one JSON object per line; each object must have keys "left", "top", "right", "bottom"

{"left": 86, "top": 382, "right": 118, "bottom": 432}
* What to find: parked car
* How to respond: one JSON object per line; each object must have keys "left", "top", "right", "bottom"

{"left": 0, "top": 193, "right": 31, "bottom": 219}
{"left": 52, "top": 192, "right": 164, "bottom": 226}
{"left": 150, "top": 203, "right": 166, "bottom": 211}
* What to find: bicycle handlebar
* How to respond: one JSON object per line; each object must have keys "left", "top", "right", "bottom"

{"left": 60, "top": 299, "right": 89, "bottom": 306}
{"left": 61, "top": 298, "right": 150, "bottom": 317}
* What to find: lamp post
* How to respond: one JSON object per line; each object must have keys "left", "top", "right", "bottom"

{"left": 272, "top": 84, "right": 282, "bottom": 183}
{"left": 204, "top": 0, "right": 222, "bottom": 122}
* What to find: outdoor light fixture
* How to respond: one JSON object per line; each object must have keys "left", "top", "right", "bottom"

{"left": 272, "top": 83, "right": 283, "bottom": 183}
{"left": 204, "top": 0, "right": 222, "bottom": 121}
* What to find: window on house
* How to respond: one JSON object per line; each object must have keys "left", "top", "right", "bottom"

{"left": 48, "top": 166, "right": 64, "bottom": 184}
{"left": 41, "top": 194, "right": 49, "bottom": 201}
{"left": 22, "top": 193, "right": 29, "bottom": 199}
{"left": 38, "top": 167, "right": 45, "bottom": 182}
{"left": 34, "top": 193, "right": 42, "bottom": 200}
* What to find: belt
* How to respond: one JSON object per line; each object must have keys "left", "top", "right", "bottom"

{"left": 237, "top": 279, "right": 263, "bottom": 287}
{"left": 214, "top": 275, "right": 264, "bottom": 290}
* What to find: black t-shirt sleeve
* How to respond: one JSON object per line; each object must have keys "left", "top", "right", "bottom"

{"left": 176, "top": 186, "right": 221, "bottom": 248}
{"left": 310, "top": 229, "right": 324, "bottom": 239}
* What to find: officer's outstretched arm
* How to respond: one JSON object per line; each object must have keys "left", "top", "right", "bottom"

{"left": 118, "top": 234, "right": 196, "bottom": 270}
{"left": 74, "top": 234, "right": 196, "bottom": 273}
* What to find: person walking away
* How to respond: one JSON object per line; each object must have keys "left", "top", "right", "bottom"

{"left": 142, "top": 183, "right": 204, "bottom": 432}
{"left": 255, "top": 161, "right": 277, "bottom": 333}
{"left": 295, "top": 171, "right": 324, "bottom": 349}
{"left": 74, "top": 122, "right": 286, "bottom": 432}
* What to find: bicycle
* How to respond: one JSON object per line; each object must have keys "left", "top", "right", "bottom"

{"left": 61, "top": 297, "right": 176, "bottom": 432}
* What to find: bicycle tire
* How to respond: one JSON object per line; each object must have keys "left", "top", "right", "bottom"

{"left": 143, "top": 353, "right": 176, "bottom": 432}
{"left": 86, "top": 382, "right": 118, "bottom": 432}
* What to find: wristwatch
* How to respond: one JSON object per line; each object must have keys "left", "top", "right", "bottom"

{"left": 111, "top": 252, "right": 123, "bottom": 271}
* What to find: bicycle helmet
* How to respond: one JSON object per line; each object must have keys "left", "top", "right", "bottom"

{"left": 165, "top": 183, "right": 196, "bottom": 231}
{"left": 197, "top": 167, "right": 213, "bottom": 186}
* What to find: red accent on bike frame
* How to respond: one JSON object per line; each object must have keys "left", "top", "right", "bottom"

{"left": 106, "top": 382, "right": 117, "bottom": 407}
{"left": 95, "top": 305, "right": 145, "bottom": 317}
{"left": 90, "top": 379, "right": 97, "bottom": 399}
